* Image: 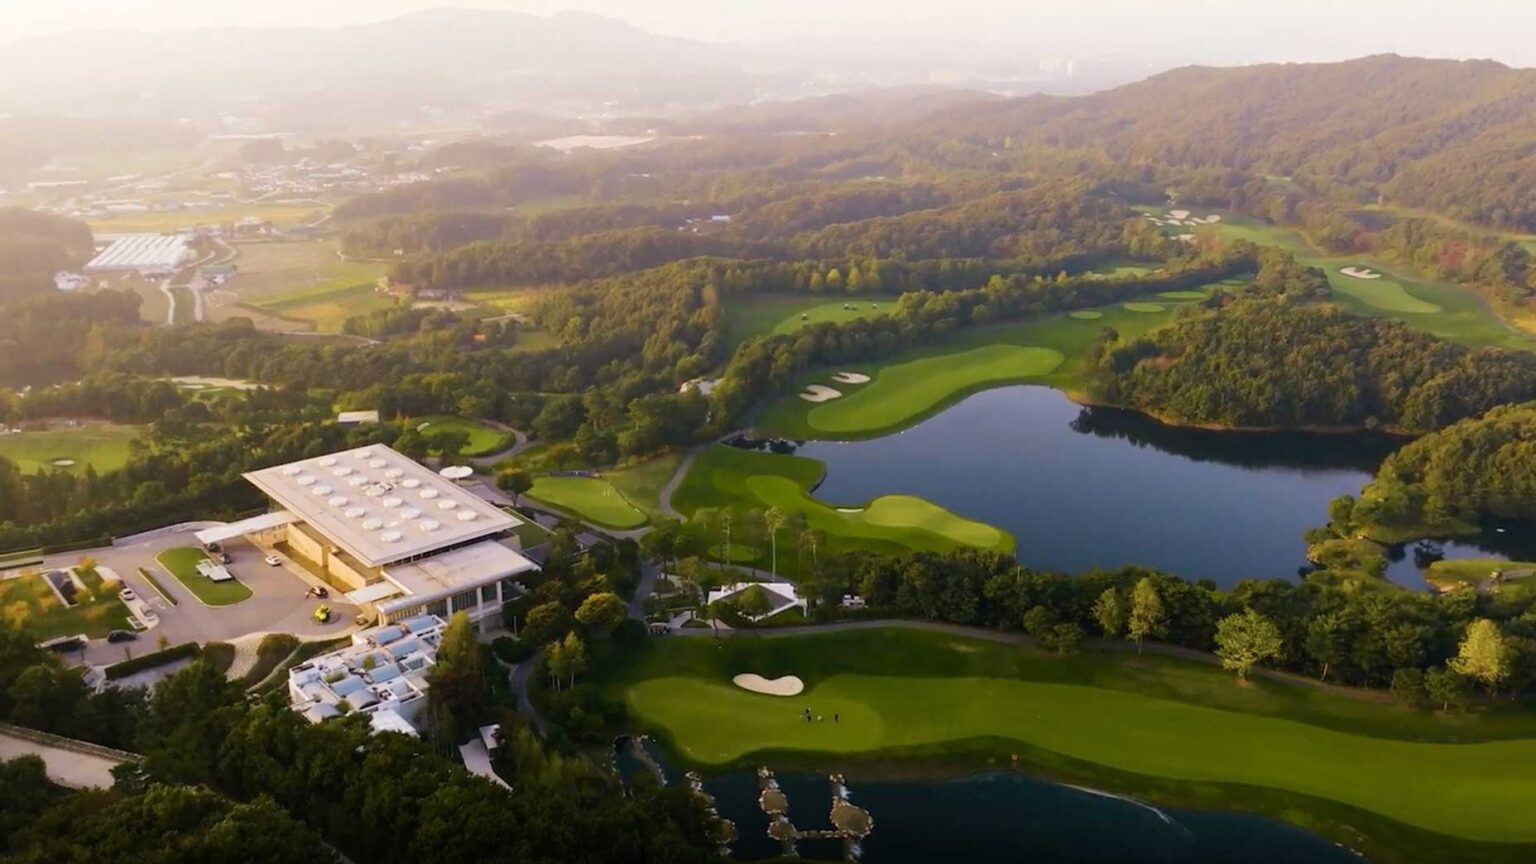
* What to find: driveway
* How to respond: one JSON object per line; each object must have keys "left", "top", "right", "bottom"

{"left": 42, "top": 524, "right": 356, "bottom": 666}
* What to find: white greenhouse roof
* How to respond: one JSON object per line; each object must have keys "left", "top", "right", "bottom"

{"left": 243, "top": 446, "right": 517, "bottom": 568}
{"left": 84, "top": 233, "right": 192, "bottom": 272}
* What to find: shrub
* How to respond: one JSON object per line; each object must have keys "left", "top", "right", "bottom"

{"left": 493, "top": 636, "right": 534, "bottom": 664}
{"left": 104, "top": 642, "right": 200, "bottom": 679}
{"left": 202, "top": 642, "right": 236, "bottom": 675}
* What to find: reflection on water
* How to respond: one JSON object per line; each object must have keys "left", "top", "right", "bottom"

{"left": 790, "top": 386, "right": 1533, "bottom": 588}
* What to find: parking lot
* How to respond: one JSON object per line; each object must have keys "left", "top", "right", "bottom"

{"left": 34, "top": 522, "right": 357, "bottom": 667}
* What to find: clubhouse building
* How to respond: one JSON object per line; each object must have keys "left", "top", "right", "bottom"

{"left": 208, "top": 445, "right": 537, "bottom": 629}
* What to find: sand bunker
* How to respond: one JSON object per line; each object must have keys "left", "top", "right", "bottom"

{"left": 800, "top": 385, "right": 843, "bottom": 403}
{"left": 733, "top": 674, "right": 805, "bottom": 697}
{"left": 1205, "top": 214, "right": 1222, "bottom": 223}
{"left": 836, "top": 507, "right": 864, "bottom": 513}
{"left": 1175, "top": 234, "right": 1196, "bottom": 242}
{"left": 831, "top": 372, "right": 871, "bottom": 384}
{"left": 1340, "top": 266, "right": 1383, "bottom": 280}
{"left": 51, "top": 459, "right": 76, "bottom": 467}
{"left": 1169, "top": 209, "right": 1191, "bottom": 220}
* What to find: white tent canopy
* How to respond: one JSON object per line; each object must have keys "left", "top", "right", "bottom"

{"left": 194, "top": 511, "right": 299, "bottom": 546}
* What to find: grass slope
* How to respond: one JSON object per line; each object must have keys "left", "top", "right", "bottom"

{"left": 0, "top": 425, "right": 140, "bottom": 474}
{"left": 758, "top": 295, "right": 1202, "bottom": 439}
{"left": 155, "top": 547, "right": 252, "bottom": 607}
{"left": 612, "top": 629, "right": 1536, "bottom": 844}
{"left": 724, "top": 294, "right": 896, "bottom": 349}
{"left": 673, "top": 445, "right": 1012, "bottom": 557}
{"left": 527, "top": 477, "right": 648, "bottom": 529}
{"left": 800, "top": 344, "right": 1064, "bottom": 437}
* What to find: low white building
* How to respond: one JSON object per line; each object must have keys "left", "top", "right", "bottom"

{"left": 287, "top": 614, "right": 445, "bottom": 735}
{"left": 706, "top": 581, "right": 806, "bottom": 622}
{"left": 84, "top": 233, "right": 195, "bottom": 275}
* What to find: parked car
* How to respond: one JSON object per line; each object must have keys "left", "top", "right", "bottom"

{"left": 118, "top": 588, "right": 137, "bottom": 603}
{"left": 106, "top": 630, "right": 137, "bottom": 644}
{"left": 264, "top": 554, "right": 282, "bottom": 566}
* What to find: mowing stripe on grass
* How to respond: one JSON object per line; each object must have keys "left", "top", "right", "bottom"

{"left": 627, "top": 673, "right": 1536, "bottom": 842}
{"left": 805, "top": 344, "right": 1063, "bottom": 436}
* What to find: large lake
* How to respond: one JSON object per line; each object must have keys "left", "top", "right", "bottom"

{"left": 797, "top": 386, "right": 1533, "bottom": 588}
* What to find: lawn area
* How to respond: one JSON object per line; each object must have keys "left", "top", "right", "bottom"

{"left": 1156, "top": 209, "right": 1536, "bottom": 350}
{"left": 527, "top": 476, "right": 648, "bottom": 529}
{"left": 723, "top": 294, "right": 897, "bottom": 348}
{"left": 409, "top": 416, "right": 512, "bottom": 457}
{"left": 0, "top": 567, "right": 133, "bottom": 641}
{"left": 1425, "top": 558, "right": 1536, "bottom": 589}
{"left": 757, "top": 296, "right": 1198, "bottom": 440}
{"left": 611, "top": 628, "right": 1536, "bottom": 844}
{"left": 605, "top": 451, "right": 687, "bottom": 522}
{"left": 0, "top": 424, "right": 141, "bottom": 474}
{"left": 155, "top": 547, "right": 252, "bottom": 607}
{"left": 672, "top": 445, "right": 1012, "bottom": 558}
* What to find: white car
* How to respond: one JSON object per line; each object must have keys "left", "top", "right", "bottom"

{"left": 118, "top": 588, "right": 137, "bottom": 603}
{"left": 264, "top": 554, "right": 283, "bottom": 567}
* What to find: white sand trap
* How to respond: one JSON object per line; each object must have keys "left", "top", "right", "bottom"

{"left": 1340, "top": 266, "right": 1383, "bottom": 280}
{"left": 832, "top": 372, "right": 871, "bottom": 384}
{"left": 51, "top": 459, "right": 76, "bottom": 467}
{"left": 1176, "top": 234, "right": 1196, "bottom": 242}
{"left": 734, "top": 673, "right": 805, "bottom": 696}
{"left": 1205, "top": 214, "right": 1222, "bottom": 223}
{"left": 800, "top": 385, "right": 843, "bottom": 403}
{"left": 1169, "top": 209, "right": 1191, "bottom": 220}
{"left": 836, "top": 507, "right": 864, "bottom": 513}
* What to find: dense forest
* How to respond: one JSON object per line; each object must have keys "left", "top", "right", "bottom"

{"left": 1351, "top": 402, "right": 1536, "bottom": 532}
{"left": 1089, "top": 299, "right": 1536, "bottom": 433}
{"left": 0, "top": 208, "right": 94, "bottom": 301}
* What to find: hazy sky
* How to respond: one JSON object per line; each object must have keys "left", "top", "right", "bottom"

{"left": 5, "top": 0, "right": 1535, "bottom": 63}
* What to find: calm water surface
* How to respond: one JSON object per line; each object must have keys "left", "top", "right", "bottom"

{"left": 795, "top": 386, "right": 1532, "bottom": 588}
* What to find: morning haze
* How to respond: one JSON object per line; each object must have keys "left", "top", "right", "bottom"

{"left": 0, "top": 3, "right": 1533, "bottom": 864}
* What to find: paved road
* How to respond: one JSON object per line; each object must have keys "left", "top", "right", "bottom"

{"left": 0, "top": 732, "right": 128, "bottom": 789}
{"left": 156, "top": 277, "right": 175, "bottom": 325}
{"left": 469, "top": 422, "right": 533, "bottom": 468}
{"left": 657, "top": 445, "right": 704, "bottom": 521}
{"left": 508, "top": 652, "right": 550, "bottom": 737}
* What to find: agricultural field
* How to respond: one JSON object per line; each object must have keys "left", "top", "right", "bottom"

{"left": 216, "top": 241, "right": 391, "bottom": 332}
{"left": 0, "top": 567, "right": 134, "bottom": 641}
{"left": 155, "top": 547, "right": 252, "bottom": 607}
{"left": 409, "top": 415, "right": 512, "bottom": 457}
{"left": 723, "top": 294, "right": 897, "bottom": 348}
{"left": 1144, "top": 208, "right": 1536, "bottom": 350}
{"left": 671, "top": 445, "right": 1012, "bottom": 559}
{"left": 0, "top": 424, "right": 140, "bottom": 474}
{"left": 526, "top": 476, "right": 648, "bottom": 529}
{"left": 758, "top": 292, "right": 1207, "bottom": 439}
{"left": 86, "top": 202, "right": 327, "bottom": 234}
{"left": 612, "top": 628, "right": 1536, "bottom": 848}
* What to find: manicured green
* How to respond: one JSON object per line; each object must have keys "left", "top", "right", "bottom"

{"left": 612, "top": 628, "right": 1536, "bottom": 844}
{"left": 527, "top": 476, "right": 648, "bottom": 529}
{"left": 1157, "top": 290, "right": 1207, "bottom": 300}
{"left": 1123, "top": 302, "right": 1165, "bottom": 313}
{"left": 799, "top": 345, "right": 1064, "bottom": 437}
{"left": 758, "top": 295, "right": 1197, "bottom": 439}
{"left": 155, "top": 547, "right": 253, "bottom": 607}
{"left": 672, "top": 445, "right": 1012, "bottom": 557}
{"left": 0, "top": 567, "right": 133, "bottom": 641}
{"left": 724, "top": 294, "right": 895, "bottom": 348}
{"left": 605, "top": 451, "right": 688, "bottom": 522}
{"left": 1426, "top": 558, "right": 1536, "bottom": 587}
{"left": 1086, "top": 261, "right": 1156, "bottom": 278}
{"left": 1172, "top": 210, "right": 1536, "bottom": 350}
{"left": 410, "top": 415, "right": 511, "bottom": 457}
{"left": 0, "top": 425, "right": 140, "bottom": 475}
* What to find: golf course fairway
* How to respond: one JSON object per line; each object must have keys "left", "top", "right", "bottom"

{"left": 804, "top": 344, "right": 1063, "bottom": 436}
{"left": 528, "top": 476, "right": 647, "bottom": 529}
{"left": 616, "top": 629, "right": 1536, "bottom": 844}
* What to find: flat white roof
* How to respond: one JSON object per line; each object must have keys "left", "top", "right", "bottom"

{"left": 85, "top": 233, "right": 192, "bottom": 272}
{"left": 244, "top": 445, "right": 517, "bottom": 569}
{"left": 194, "top": 511, "right": 299, "bottom": 546}
{"left": 380, "top": 540, "right": 537, "bottom": 612}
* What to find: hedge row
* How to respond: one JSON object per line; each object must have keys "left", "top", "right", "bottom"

{"left": 104, "top": 641, "right": 200, "bottom": 680}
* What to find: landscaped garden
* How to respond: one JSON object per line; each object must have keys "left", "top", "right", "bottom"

{"left": 671, "top": 445, "right": 1012, "bottom": 557}
{"left": 609, "top": 627, "right": 1536, "bottom": 850}
{"left": 155, "top": 547, "right": 252, "bottom": 606}
{"left": 526, "top": 476, "right": 648, "bottom": 529}
{"left": 0, "top": 566, "right": 134, "bottom": 640}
